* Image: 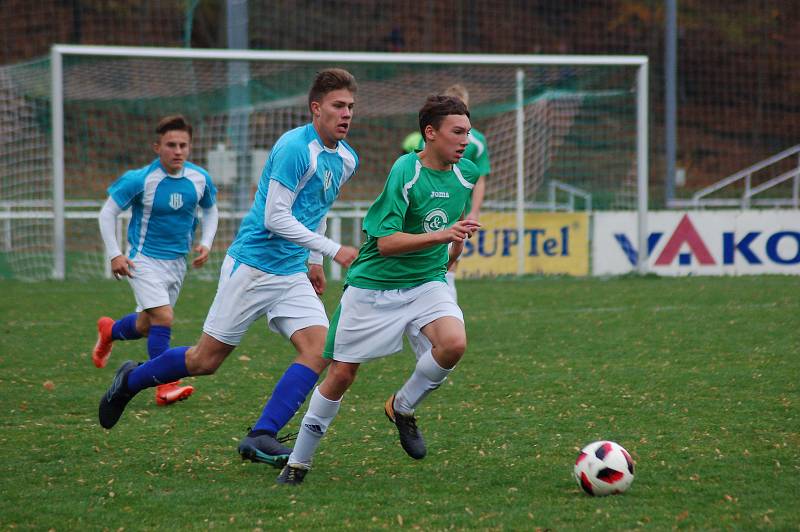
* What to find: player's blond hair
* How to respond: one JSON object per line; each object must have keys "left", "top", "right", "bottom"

{"left": 444, "top": 84, "right": 470, "bottom": 108}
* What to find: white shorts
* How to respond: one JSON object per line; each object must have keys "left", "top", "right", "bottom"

{"left": 444, "top": 271, "right": 457, "bottom": 303}
{"left": 203, "top": 255, "right": 328, "bottom": 346}
{"left": 127, "top": 254, "right": 186, "bottom": 312}
{"left": 326, "top": 281, "right": 463, "bottom": 363}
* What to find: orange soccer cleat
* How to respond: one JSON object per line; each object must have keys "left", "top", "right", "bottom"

{"left": 92, "top": 317, "right": 115, "bottom": 368}
{"left": 155, "top": 381, "right": 195, "bottom": 406}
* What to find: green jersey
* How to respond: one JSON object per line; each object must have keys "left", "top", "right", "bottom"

{"left": 464, "top": 128, "right": 490, "bottom": 177}
{"left": 346, "top": 152, "right": 480, "bottom": 290}
{"left": 401, "top": 128, "right": 490, "bottom": 215}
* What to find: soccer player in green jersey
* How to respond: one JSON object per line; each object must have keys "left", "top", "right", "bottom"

{"left": 277, "top": 95, "right": 481, "bottom": 485}
{"left": 401, "top": 84, "right": 490, "bottom": 301}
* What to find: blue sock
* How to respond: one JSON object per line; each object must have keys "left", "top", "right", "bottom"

{"left": 111, "top": 313, "right": 142, "bottom": 341}
{"left": 147, "top": 325, "right": 171, "bottom": 360}
{"left": 127, "top": 346, "right": 189, "bottom": 394}
{"left": 253, "top": 363, "right": 320, "bottom": 435}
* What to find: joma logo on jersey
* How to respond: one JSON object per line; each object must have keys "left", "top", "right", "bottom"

{"left": 430, "top": 191, "right": 450, "bottom": 198}
{"left": 169, "top": 193, "right": 183, "bottom": 210}
{"left": 323, "top": 170, "right": 333, "bottom": 190}
{"left": 423, "top": 208, "right": 448, "bottom": 233}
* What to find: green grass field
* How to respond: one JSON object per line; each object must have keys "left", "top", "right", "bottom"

{"left": 1, "top": 276, "right": 798, "bottom": 530}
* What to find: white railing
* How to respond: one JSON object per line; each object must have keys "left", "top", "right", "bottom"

{"left": 0, "top": 194, "right": 596, "bottom": 280}
{"left": 0, "top": 200, "right": 368, "bottom": 280}
{"left": 547, "top": 180, "right": 592, "bottom": 212}
{"left": 668, "top": 144, "right": 800, "bottom": 209}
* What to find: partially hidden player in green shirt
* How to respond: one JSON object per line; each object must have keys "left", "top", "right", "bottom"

{"left": 277, "top": 94, "right": 482, "bottom": 484}
{"left": 400, "top": 83, "right": 490, "bottom": 301}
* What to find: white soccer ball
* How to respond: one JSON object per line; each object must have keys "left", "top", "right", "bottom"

{"left": 574, "top": 440, "right": 635, "bottom": 496}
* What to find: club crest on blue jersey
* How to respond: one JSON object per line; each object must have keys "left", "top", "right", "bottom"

{"left": 423, "top": 208, "right": 448, "bottom": 233}
{"left": 169, "top": 193, "right": 184, "bottom": 210}
{"left": 323, "top": 169, "right": 334, "bottom": 190}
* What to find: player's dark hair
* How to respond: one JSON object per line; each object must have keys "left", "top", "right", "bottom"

{"left": 418, "top": 95, "right": 469, "bottom": 138}
{"left": 155, "top": 115, "right": 193, "bottom": 140}
{"left": 308, "top": 68, "right": 357, "bottom": 111}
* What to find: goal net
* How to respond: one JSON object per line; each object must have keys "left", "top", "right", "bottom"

{"left": 0, "top": 46, "right": 647, "bottom": 280}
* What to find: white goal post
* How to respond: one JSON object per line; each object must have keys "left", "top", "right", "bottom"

{"left": 44, "top": 44, "right": 648, "bottom": 279}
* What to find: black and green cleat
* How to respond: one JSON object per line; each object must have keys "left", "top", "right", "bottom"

{"left": 238, "top": 430, "right": 292, "bottom": 468}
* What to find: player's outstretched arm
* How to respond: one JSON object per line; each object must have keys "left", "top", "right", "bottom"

{"left": 377, "top": 220, "right": 480, "bottom": 257}
{"left": 333, "top": 246, "right": 358, "bottom": 266}
{"left": 265, "top": 180, "right": 343, "bottom": 259}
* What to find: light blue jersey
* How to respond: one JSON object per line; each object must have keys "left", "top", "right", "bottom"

{"left": 228, "top": 123, "right": 358, "bottom": 275}
{"left": 108, "top": 159, "right": 217, "bottom": 260}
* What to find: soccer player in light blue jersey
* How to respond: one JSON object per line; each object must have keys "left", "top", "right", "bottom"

{"left": 98, "top": 69, "right": 360, "bottom": 469}
{"left": 92, "top": 115, "right": 218, "bottom": 407}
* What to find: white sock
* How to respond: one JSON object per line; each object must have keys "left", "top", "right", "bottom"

{"left": 287, "top": 387, "right": 341, "bottom": 468}
{"left": 394, "top": 349, "right": 452, "bottom": 415}
{"left": 445, "top": 271, "right": 457, "bottom": 303}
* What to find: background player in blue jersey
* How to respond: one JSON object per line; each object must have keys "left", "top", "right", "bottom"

{"left": 97, "top": 70, "right": 360, "bottom": 468}
{"left": 92, "top": 115, "right": 218, "bottom": 406}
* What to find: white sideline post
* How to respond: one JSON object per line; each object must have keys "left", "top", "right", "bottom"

{"left": 515, "top": 69, "right": 525, "bottom": 276}
{"left": 636, "top": 62, "right": 649, "bottom": 274}
{"left": 51, "top": 47, "right": 65, "bottom": 279}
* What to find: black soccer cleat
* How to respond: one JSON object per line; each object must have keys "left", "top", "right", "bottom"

{"left": 276, "top": 464, "right": 309, "bottom": 485}
{"left": 384, "top": 394, "right": 427, "bottom": 459}
{"left": 238, "top": 430, "right": 292, "bottom": 469}
{"left": 98, "top": 360, "right": 138, "bottom": 429}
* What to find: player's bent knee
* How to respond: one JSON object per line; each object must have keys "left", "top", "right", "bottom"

{"left": 144, "top": 306, "right": 174, "bottom": 328}
{"left": 433, "top": 337, "right": 466, "bottom": 369}
{"left": 442, "top": 337, "right": 467, "bottom": 358}
{"left": 330, "top": 370, "right": 356, "bottom": 390}
{"left": 323, "top": 363, "right": 358, "bottom": 396}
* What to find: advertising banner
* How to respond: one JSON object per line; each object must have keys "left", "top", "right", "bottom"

{"left": 593, "top": 210, "right": 800, "bottom": 275}
{"left": 458, "top": 211, "right": 589, "bottom": 277}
